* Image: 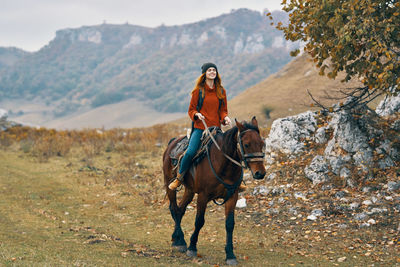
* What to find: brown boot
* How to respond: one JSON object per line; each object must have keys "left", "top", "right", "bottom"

{"left": 168, "top": 170, "right": 184, "bottom": 190}
{"left": 168, "top": 178, "right": 181, "bottom": 190}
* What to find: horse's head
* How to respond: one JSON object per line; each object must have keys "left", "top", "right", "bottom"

{"left": 236, "top": 117, "right": 266, "bottom": 180}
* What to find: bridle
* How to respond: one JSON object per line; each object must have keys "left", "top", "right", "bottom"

{"left": 200, "top": 119, "right": 265, "bottom": 205}
{"left": 200, "top": 118, "right": 265, "bottom": 171}
{"left": 237, "top": 129, "right": 266, "bottom": 169}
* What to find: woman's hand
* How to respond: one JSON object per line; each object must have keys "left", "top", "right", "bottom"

{"left": 195, "top": 112, "right": 205, "bottom": 120}
{"left": 223, "top": 116, "right": 231, "bottom": 126}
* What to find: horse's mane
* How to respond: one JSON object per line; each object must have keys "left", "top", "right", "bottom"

{"left": 222, "top": 126, "right": 239, "bottom": 154}
{"left": 221, "top": 121, "right": 259, "bottom": 154}
{"left": 242, "top": 122, "right": 259, "bottom": 133}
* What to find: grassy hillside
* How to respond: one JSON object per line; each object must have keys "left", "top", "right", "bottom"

{"left": 228, "top": 54, "right": 369, "bottom": 126}
{"left": 175, "top": 54, "right": 377, "bottom": 128}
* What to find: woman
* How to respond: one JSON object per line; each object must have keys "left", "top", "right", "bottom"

{"left": 168, "top": 62, "right": 232, "bottom": 190}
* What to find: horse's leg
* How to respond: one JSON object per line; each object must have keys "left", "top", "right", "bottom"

{"left": 187, "top": 192, "right": 207, "bottom": 257}
{"left": 168, "top": 187, "right": 194, "bottom": 252}
{"left": 224, "top": 192, "right": 239, "bottom": 265}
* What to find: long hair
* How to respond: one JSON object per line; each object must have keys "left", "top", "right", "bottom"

{"left": 191, "top": 72, "right": 224, "bottom": 100}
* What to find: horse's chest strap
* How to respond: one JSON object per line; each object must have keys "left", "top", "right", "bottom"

{"left": 206, "top": 145, "right": 243, "bottom": 205}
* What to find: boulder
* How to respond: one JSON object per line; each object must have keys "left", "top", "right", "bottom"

{"left": 265, "top": 111, "right": 317, "bottom": 155}
{"left": 265, "top": 96, "right": 400, "bottom": 185}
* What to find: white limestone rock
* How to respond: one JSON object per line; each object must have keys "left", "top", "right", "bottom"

{"left": 265, "top": 111, "right": 318, "bottom": 155}
{"left": 236, "top": 198, "right": 247, "bottom": 208}
{"left": 305, "top": 156, "right": 330, "bottom": 184}
{"left": 376, "top": 94, "right": 400, "bottom": 116}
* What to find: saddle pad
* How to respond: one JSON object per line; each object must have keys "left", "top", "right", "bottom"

{"left": 192, "top": 127, "right": 222, "bottom": 163}
{"left": 170, "top": 136, "right": 189, "bottom": 160}
{"left": 169, "top": 127, "right": 222, "bottom": 166}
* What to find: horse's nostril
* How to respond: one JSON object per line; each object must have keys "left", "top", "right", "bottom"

{"left": 254, "top": 171, "right": 266, "bottom": 179}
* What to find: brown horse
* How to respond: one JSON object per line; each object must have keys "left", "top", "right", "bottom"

{"left": 162, "top": 117, "right": 266, "bottom": 265}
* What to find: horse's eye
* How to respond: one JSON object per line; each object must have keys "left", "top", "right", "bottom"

{"left": 244, "top": 144, "right": 249, "bottom": 148}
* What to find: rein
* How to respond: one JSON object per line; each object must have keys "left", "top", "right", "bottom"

{"left": 200, "top": 118, "right": 244, "bottom": 168}
{"left": 199, "top": 118, "right": 264, "bottom": 205}
{"left": 206, "top": 145, "right": 243, "bottom": 205}
{"left": 199, "top": 118, "right": 265, "bottom": 169}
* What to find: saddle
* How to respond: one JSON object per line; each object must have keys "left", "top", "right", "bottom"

{"left": 169, "top": 126, "right": 222, "bottom": 167}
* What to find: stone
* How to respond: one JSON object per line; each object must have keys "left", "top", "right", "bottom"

{"left": 267, "top": 172, "right": 277, "bottom": 180}
{"left": 368, "top": 208, "right": 387, "bottom": 214}
{"left": 307, "top": 214, "right": 318, "bottom": 221}
{"left": 266, "top": 208, "right": 280, "bottom": 215}
{"left": 236, "top": 198, "right": 247, "bottom": 208}
{"left": 362, "top": 200, "right": 373, "bottom": 206}
{"left": 304, "top": 156, "right": 330, "bottom": 184}
{"left": 270, "top": 186, "right": 285, "bottom": 196}
{"left": 288, "top": 207, "right": 298, "bottom": 215}
{"left": 387, "top": 181, "right": 400, "bottom": 192}
{"left": 360, "top": 222, "right": 371, "bottom": 228}
{"left": 265, "top": 111, "right": 317, "bottom": 155}
{"left": 350, "top": 202, "right": 360, "bottom": 210}
{"left": 315, "top": 127, "right": 328, "bottom": 144}
{"left": 354, "top": 213, "right": 368, "bottom": 221}
{"left": 311, "top": 209, "right": 324, "bottom": 217}
{"left": 294, "top": 192, "right": 307, "bottom": 200}
{"left": 252, "top": 186, "right": 269, "bottom": 196}
{"left": 376, "top": 94, "right": 400, "bottom": 116}
{"left": 394, "top": 204, "right": 400, "bottom": 212}
{"left": 335, "top": 191, "right": 347, "bottom": 198}
{"left": 263, "top": 96, "right": 400, "bottom": 188}
{"left": 362, "top": 187, "right": 373, "bottom": 193}
{"left": 340, "top": 167, "right": 351, "bottom": 178}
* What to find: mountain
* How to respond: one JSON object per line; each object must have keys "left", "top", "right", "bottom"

{"left": 0, "top": 47, "right": 29, "bottom": 70}
{"left": 0, "top": 8, "right": 297, "bottom": 128}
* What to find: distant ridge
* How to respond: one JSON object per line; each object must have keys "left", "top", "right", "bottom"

{"left": 0, "top": 8, "right": 298, "bottom": 129}
{"left": 0, "top": 47, "right": 29, "bottom": 70}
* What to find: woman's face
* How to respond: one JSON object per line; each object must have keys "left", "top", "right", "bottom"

{"left": 205, "top": 67, "right": 217, "bottom": 80}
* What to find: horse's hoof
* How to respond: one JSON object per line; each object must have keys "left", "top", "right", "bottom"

{"left": 172, "top": 245, "right": 187, "bottom": 253}
{"left": 186, "top": 250, "right": 197, "bottom": 257}
{"left": 226, "top": 258, "right": 238, "bottom": 266}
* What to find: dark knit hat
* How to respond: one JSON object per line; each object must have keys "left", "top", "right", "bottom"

{"left": 201, "top": 62, "right": 218, "bottom": 74}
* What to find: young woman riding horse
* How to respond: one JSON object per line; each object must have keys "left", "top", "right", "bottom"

{"left": 168, "top": 62, "right": 243, "bottom": 190}
{"left": 163, "top": 63, "right": 266, "bottom": 265}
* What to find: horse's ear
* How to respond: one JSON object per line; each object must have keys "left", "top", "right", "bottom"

{"left": 251, "top": 116, "right": 258, "bottom": 128}
{"left": 235, "top": 118, "right": 245, "bottom": 132}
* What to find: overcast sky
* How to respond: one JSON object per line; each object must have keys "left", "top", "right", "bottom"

{"left": 0, "top": 0, "right": 283, "bottom": 52}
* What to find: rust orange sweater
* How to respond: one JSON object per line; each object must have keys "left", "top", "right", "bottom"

{"left": 188, "top": 83, "right": 228, "bottom": 130}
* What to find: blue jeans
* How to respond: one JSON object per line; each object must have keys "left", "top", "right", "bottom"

{"left": 179, "top": 128, "right": 203, "bottom": 175}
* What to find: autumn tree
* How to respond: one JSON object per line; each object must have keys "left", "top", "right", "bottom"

{"left": 269, "top": 0, "right": 400, "bottom": 109}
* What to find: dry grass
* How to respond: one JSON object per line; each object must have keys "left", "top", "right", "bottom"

{"left": 227, "top": 54, "right": 384, "bottom": 127}
{"left": 0, "top": 123, "right": 399, "bottom": 266}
